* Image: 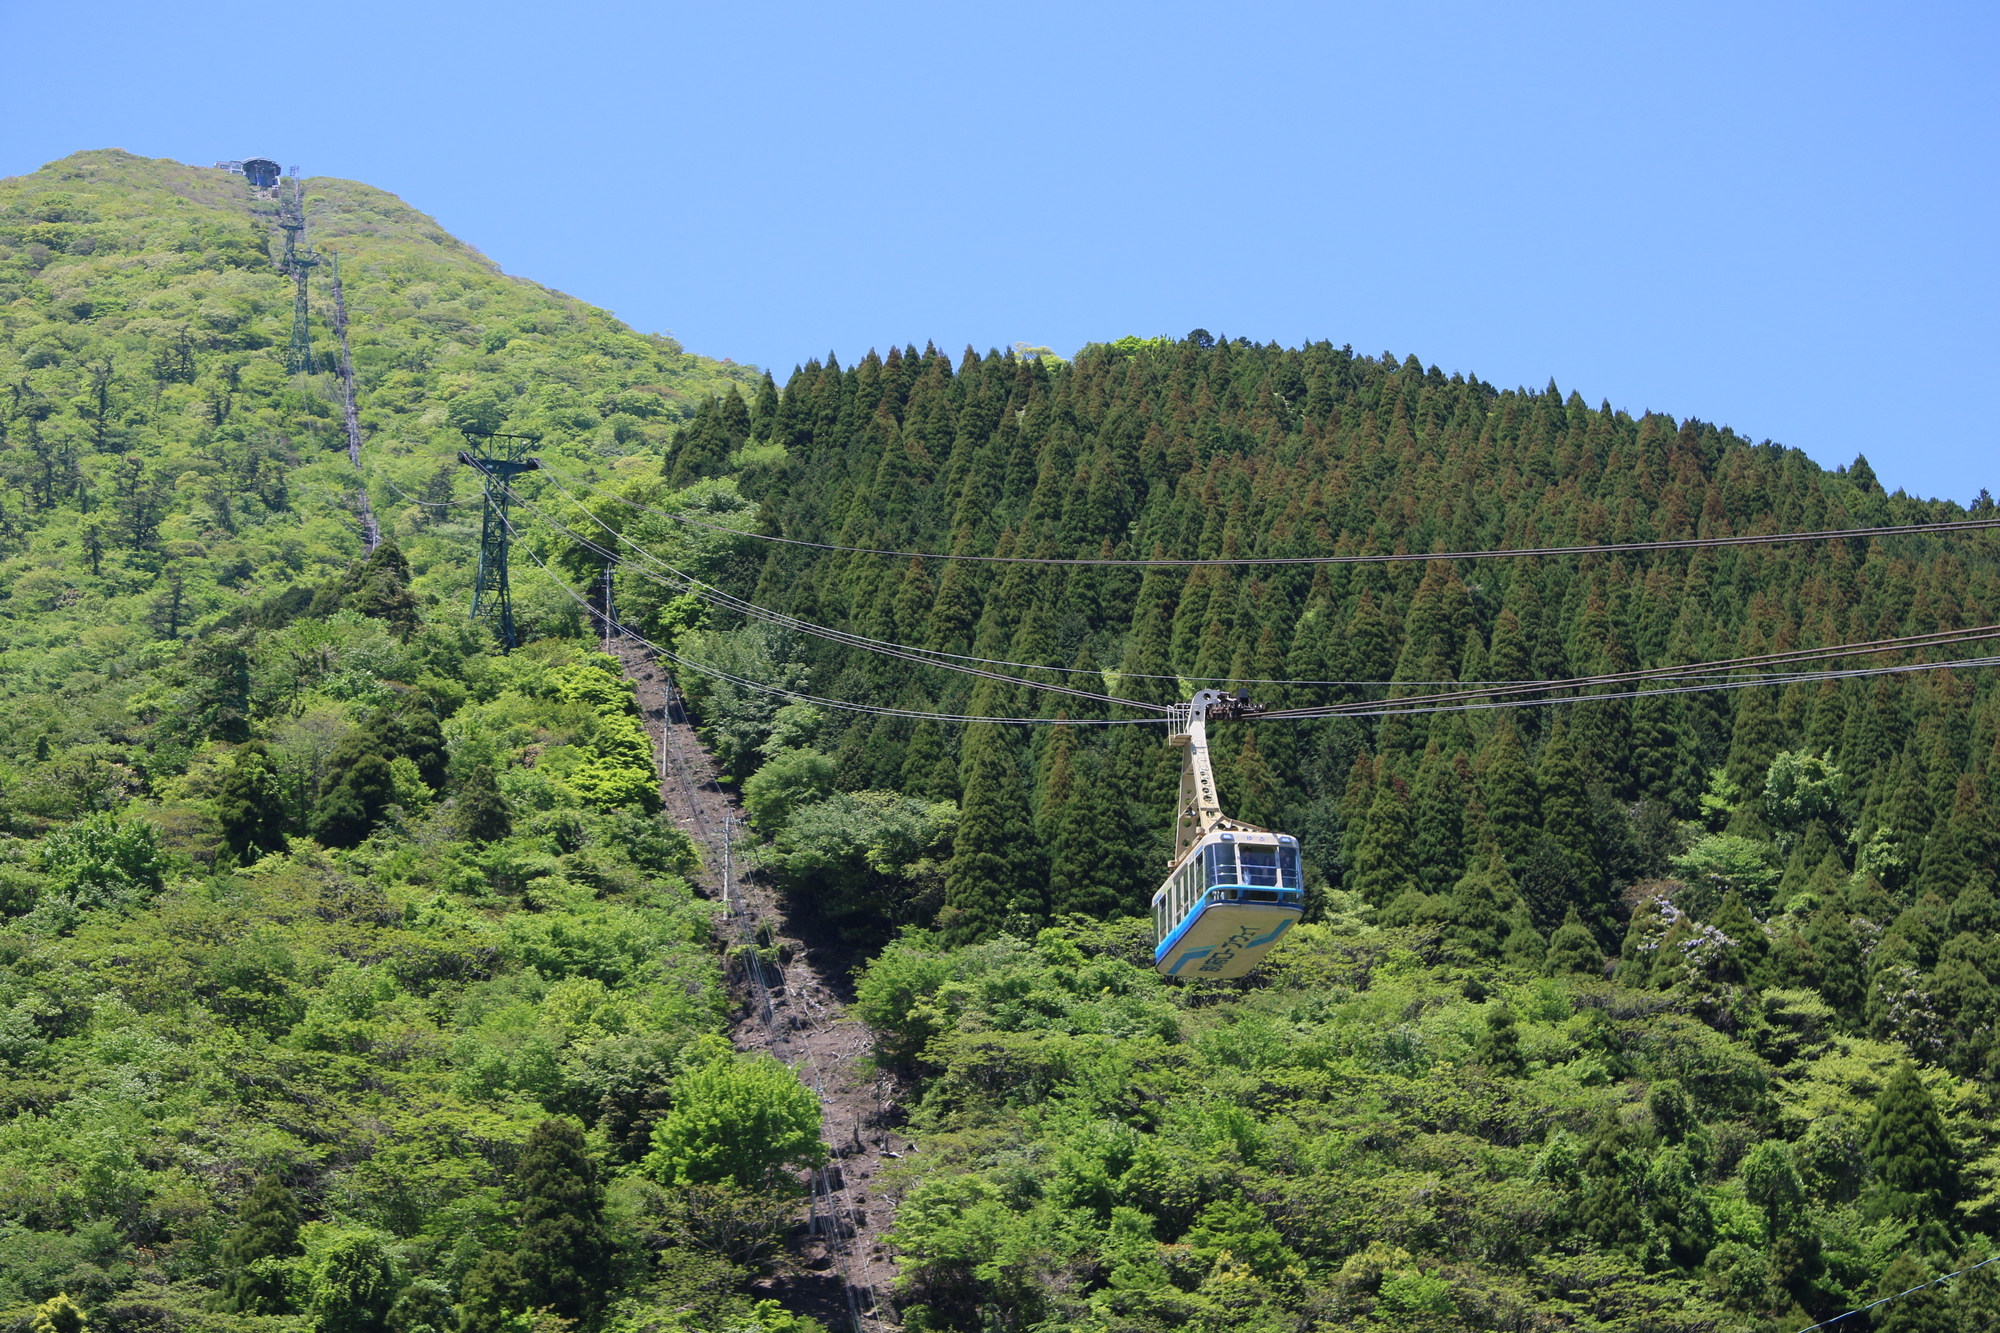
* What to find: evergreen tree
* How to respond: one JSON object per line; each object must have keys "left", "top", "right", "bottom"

{"left": 1866, "top": 1062, "right": 1958, "bottom": 1231}
{"left": 457, "top": 763, "right": 512, "bottom": 843}
{"left": 1578, "top": 1111, "right": 1642, "bottom": 1252}
{"left": 311, "top": 707, "right": 446, "bottom": 847}
{"left": 217, "top": 1174, "right": 302, "bottom": 1314}
{"left": 217, "top": 742, "right": 287, "bottom": 863}
{"left": 1476, "top": 721, "right": 1538, "bottom": 868}
{"left": 899, "top": 720, "right": 958, "bottom": 801}
{"left": 456, "top": 1252, "right": 525, "bottom": 1333}
{"left": 514, "top": 1117, "right": 611, "bottom": 1322}
{"left": 1538, "top": 720, "right": 1597, "bottom": 888}
{"left": 310, "top": 539, "right": 420, "bottom": 637}
{"left": 1951, "top": 878, "right": 2000, "bottom": 936}
{"left": 1048, "top": 747, "right": 1144, "bottom": 919}
{"left": 1544, "top": 906, "right": 1602, "bottom": 977}
{"left": 1474, "top": 1002, "right": 1525, "bottom": 1076}
{"left": 312, "top": 752, "right": 395, "bottom": 849}
{"left": 1411, "top": 743, "right": 1465, "bottom": 894}
{"left": 1442, "top": 855, "right": 1512, "bottom": 958}
{"left": 1873, "top": 1254, "right": 1954, "bottom": 1333}
{"left": 345, "top": 540, "right": 420, "bottom": 637}
{"left": 942, "top": 723, "right": 1043, "bottom": 943}
{"left": 1709, "top": 889, "right": 1771, "bottom": 985}
{"left": 179, "top": 630, "right": 254, "bottom": 743}
{"left": 1803, "top": 901, "right": 1865, "bottom": 1023}
{"left": 1350, "top": 770, "right": 1419, "bottom": 907}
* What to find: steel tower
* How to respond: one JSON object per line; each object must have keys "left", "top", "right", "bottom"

{"left": 458, "top": 432, "right": 542, "bottom": 651}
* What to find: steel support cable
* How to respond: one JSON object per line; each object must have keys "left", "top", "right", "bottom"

{"left": 375, "top": 469, "right": 487, "bottom": 508}
{"left": 539, "top": 460, "right": 2000, "bottom": 567}
{"left": 1261, "top": 623, "right": 2000, "bottom": 719}
{"left": 525, "top": 497, "right": 1152, "bottom": 713}
{"left": 507, "top": 513, "right": 2000, "bottom": 728}
{"left": 1788, "top": 1253, "right": 1999, "bottom": 1333}
{"left": 1287, "top": 653, "right": 2000, "bottom": 722}
{"left": 530, "top": 467, "right": 1157, "bottom": 708}
{"left": 502, "top": 518, "right": 1157, "bottom": 725}
{"left": 517, "top": 477, "right": 2000, "bottom": 723}
{"left": 506, "top": 474, "right": 1165, "bottom": 713}
{"left": 537, "top": 466, "right": 2000, "bottom": 693}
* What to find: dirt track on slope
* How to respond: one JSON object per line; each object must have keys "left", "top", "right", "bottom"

{"left": 611, "top": 640, "right": 911, "bottom": 1331}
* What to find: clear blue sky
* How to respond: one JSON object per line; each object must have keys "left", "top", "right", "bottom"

{"left": 5, "top": 1, "right": 1994, "bottom": 502}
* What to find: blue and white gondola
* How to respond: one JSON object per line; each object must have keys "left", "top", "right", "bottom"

{"left": 1149, "top": 688, "right": 1306, "bottom": 980}
{"left": 1151, "top": 830, "right": 1305, "bottom": 978}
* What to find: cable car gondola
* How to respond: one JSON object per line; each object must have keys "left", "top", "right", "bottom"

{"left": 1151, "top": 689, "right": 1305, "bottom": 979}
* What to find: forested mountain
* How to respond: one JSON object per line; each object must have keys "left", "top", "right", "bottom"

{"left": 575, "top": 338, "right": 2000, "bottom": 1331}
{"left": 2, "top": 147, "right": 1999, "bottom": 1333}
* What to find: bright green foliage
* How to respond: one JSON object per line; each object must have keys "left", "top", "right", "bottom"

{"left": 642, "top": 1052, "right": 826, "bottom": 1190}
{"left": 304, "top": 1230, "right": 397, "bottom": 1333}
{"left": 1866, "top": 1062, "right": 1959, "bottom": 1226}
{"left": 217, "top": 1174, "right": 303, "bottom": 1314}
{"left": 514, "top": 1118, "right": 611, "bottom": 1321}
{"left": 1671, "top": 833, "right": 1781, "bottom": 918}
{"left": 1544, "top": 906, "right": 1602, "bottom": 976}
{"left": 37, "top": 811, "right": 167, "bottom": 912}
{"left": 741, "top": 748, "right": 837, "bottom": 834}
{"left": 29, "top": 1294, "right": 86, "bottom": 1333}
{"left": 1763, "top": 750, "right": 1844, "bottom": 837}
{"left": 10, "top": 159, "right": 2000, "bottom": 1333}
{"left": 769, "top": 790, "right": 953, "bottom": 939}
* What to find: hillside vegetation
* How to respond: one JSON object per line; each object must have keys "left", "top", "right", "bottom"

{"left": 0, "top": 151, "right": 818, "bottom": 1333}
{"left": 580, "top": 338, "right": 2000, "bottom": 1332}
{"left": 1, "top": 148, "right": 1998, "bottom": 1333}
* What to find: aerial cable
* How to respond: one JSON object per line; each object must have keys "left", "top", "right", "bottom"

{"left": 538, "top": 461, "right": 2000, "bottom": 567}
{"left": 507, "top": 507, "right": 2000, "bottom": 726}
{"left": 515, "top": 471, "right": 2000, "bottom": 724}
{"left": 1262, "top": 623, "right": 2000, "bottom": 718}
{"left": 509, "top": 472, "right": 1167, "bottom": 713}
{"left": 504, "top": 496, "right": 2000, "bottom": 730}
{"left": 531, "top": 470, "right": 1819, "bottom": 688}
{"left": 1787, "top": 1253, "right": 1998, "bottom": 1333}
{"left": 374, "top": 469, "right": 487, "bottom": 508}
{"left": 1293, "top": 651, "right": 2000, "bottom": 722}
{"left": 512, "top": 488, "right": 1157, "bottom": 712}
{"left": 501, "top": 511, "right": 1154, "bottom": 726}
{"left": 531, "top": 470, "right": 1996, "bottom": 699}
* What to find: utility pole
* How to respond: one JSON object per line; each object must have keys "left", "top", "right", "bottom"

{"left": 277, "top": 166, "right": 316, "bottom": 376}
{"left": 599, "top": 559, "right": 619, "bottom": 644}
{"left": 457, "top": 431, "right": 541, "bottom": 651}
{"left": 328, "top": 253, "right": 380, "bottom": 551}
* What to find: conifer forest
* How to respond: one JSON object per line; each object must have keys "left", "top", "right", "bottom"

{"left": 2, "top": 148, "right": 2000, "bottom": 1333}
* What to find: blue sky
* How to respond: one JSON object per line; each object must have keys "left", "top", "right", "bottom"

{"left": 4, "top": 1, "right": 1993, "bottom": 502}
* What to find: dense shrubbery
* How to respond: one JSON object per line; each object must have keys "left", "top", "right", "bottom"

{"left": 666, "top": 336, "right": 2000, "bottom": 1330}
{"left": 9, "top": 149, "right": 2000, "bottom": 1333}
{"left": 0, "top": 152, "right": 817, "bottom": 1333}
